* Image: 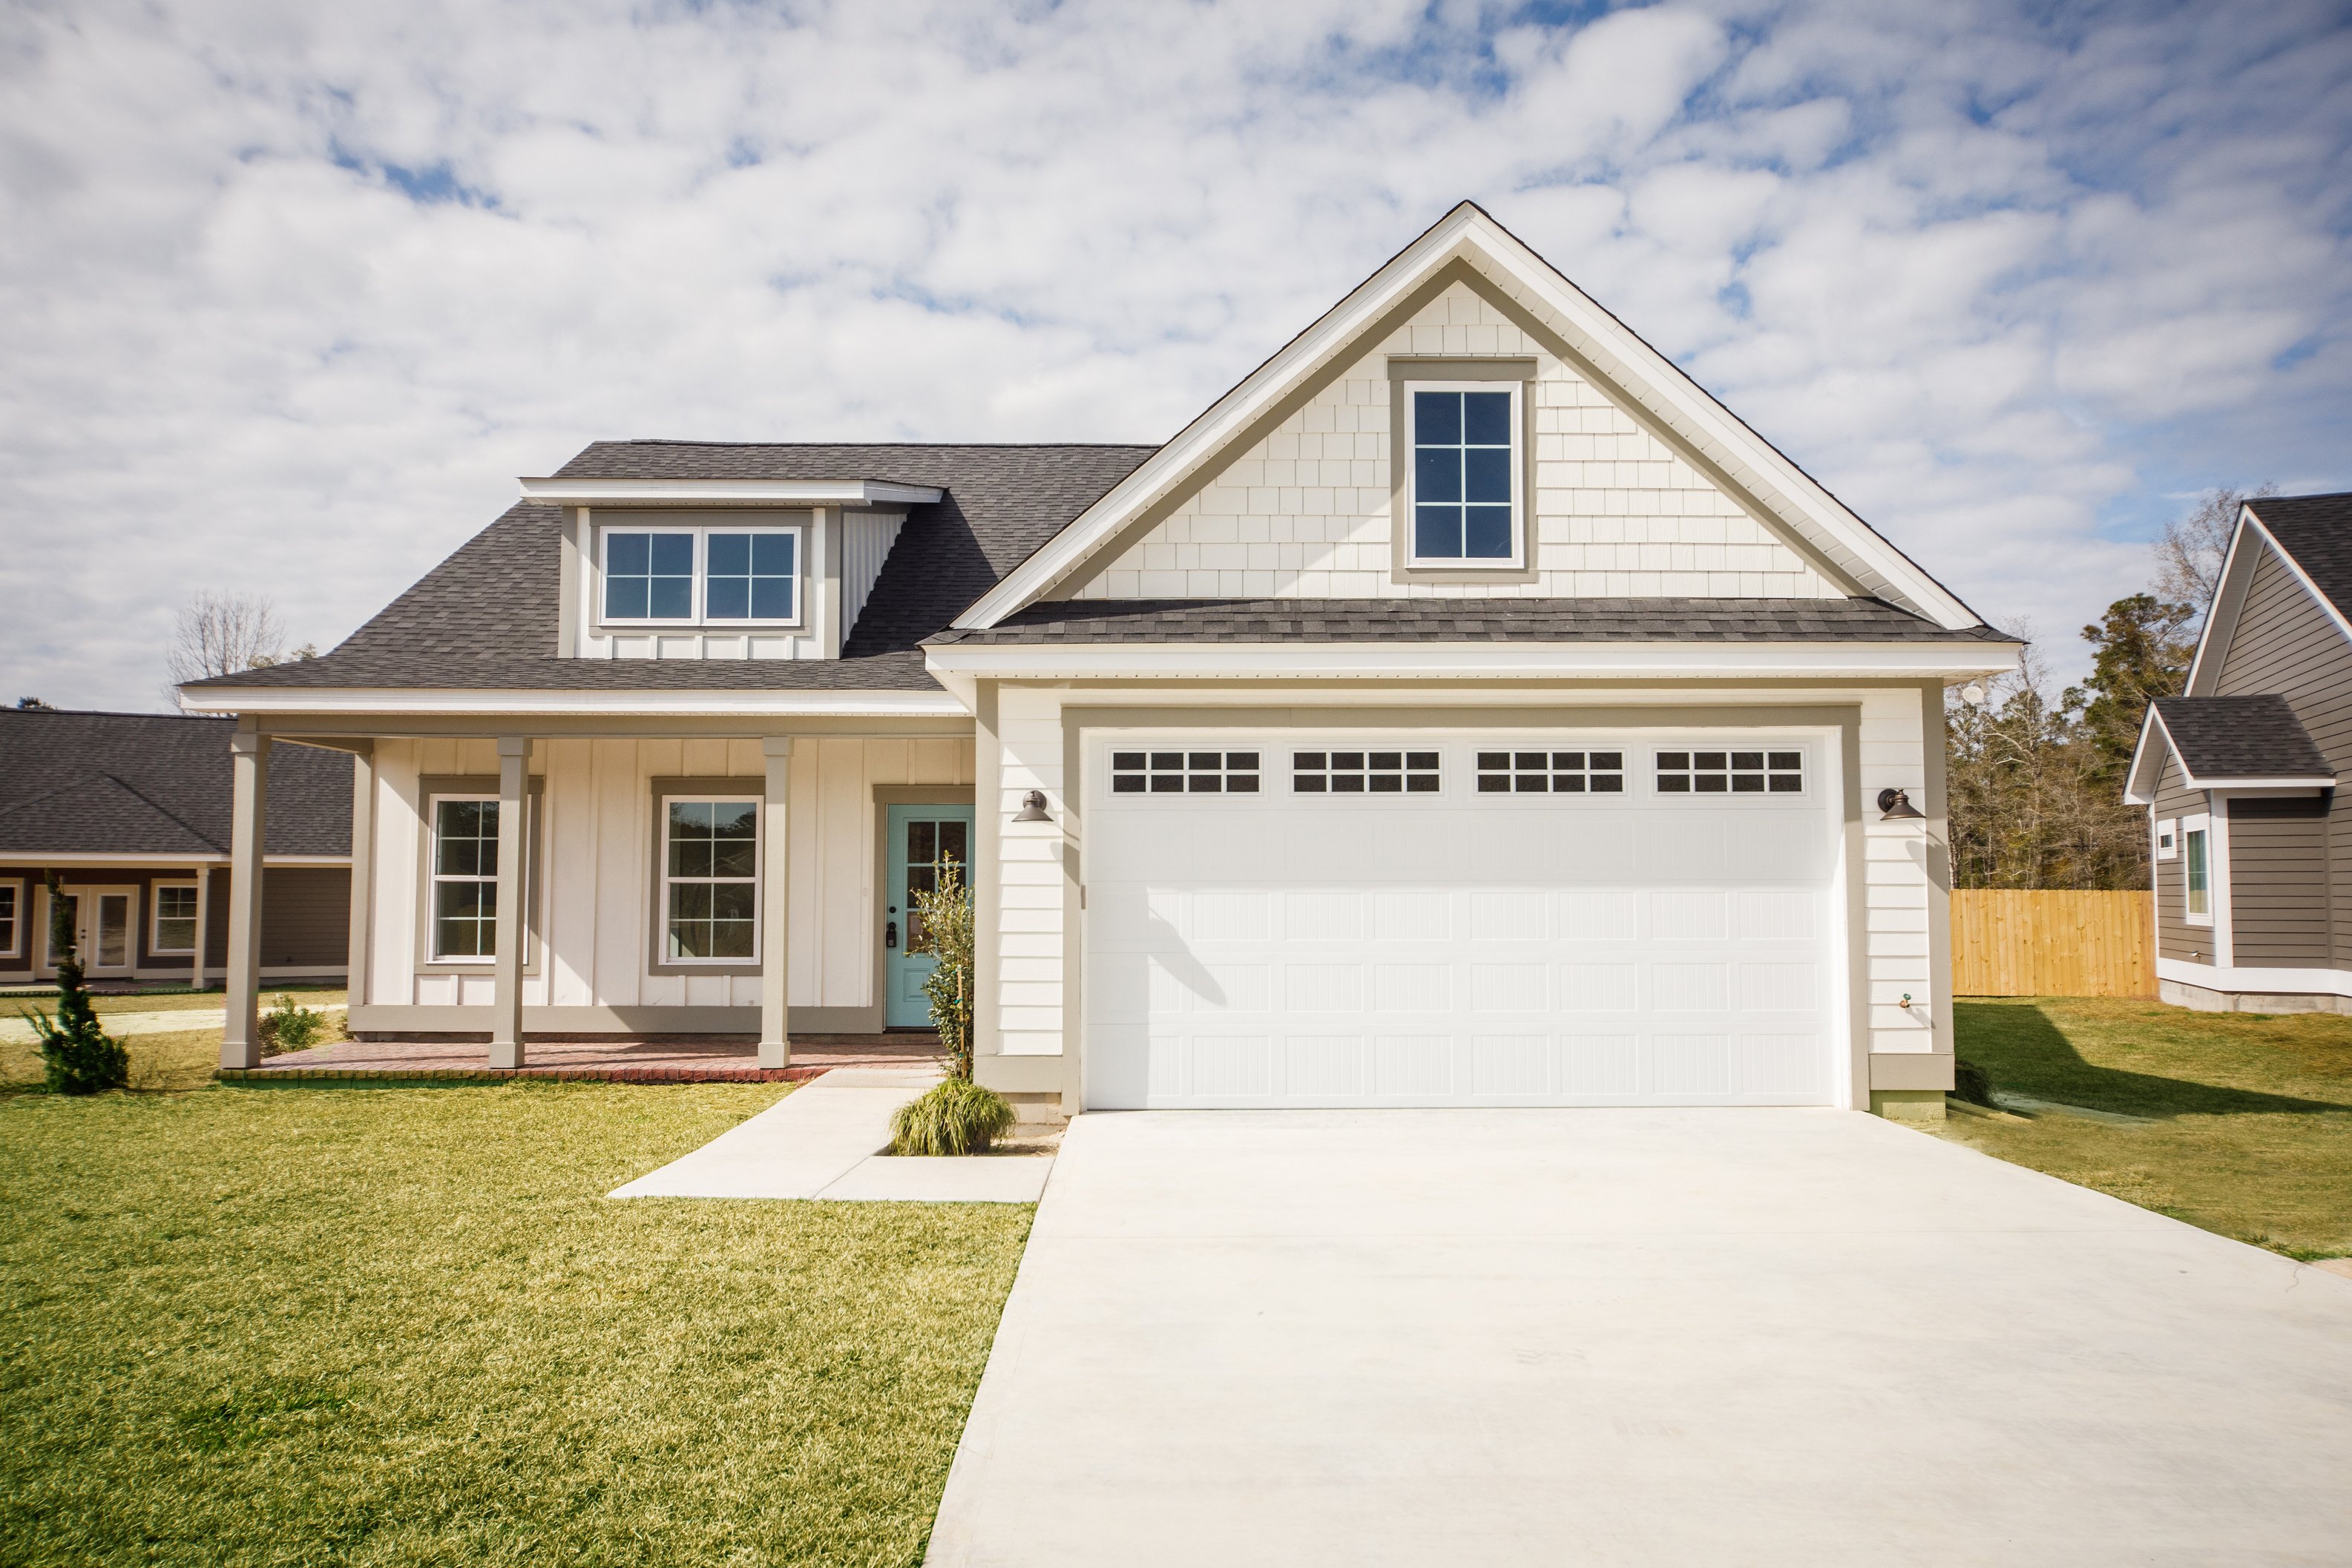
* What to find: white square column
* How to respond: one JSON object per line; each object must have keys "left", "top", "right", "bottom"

{"left": 758, "top": 737, "right": 792, "bottom": 1070}
{"left": 488, "top": 736, "right": 532, "bottom": 1069}
{"left": 220, "top": 728, "right": 269, "bottom": 1070}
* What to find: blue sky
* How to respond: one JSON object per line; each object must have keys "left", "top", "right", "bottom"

{"left": 2, "top": 0, "right": 2348, "bottom": 707}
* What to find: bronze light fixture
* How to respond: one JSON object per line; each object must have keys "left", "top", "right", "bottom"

{"left": 1013, "top": 790, "right": 1052, "bottom": 823}
{"left": 1877, "top": 787, "right": 1926, "bottom": 820}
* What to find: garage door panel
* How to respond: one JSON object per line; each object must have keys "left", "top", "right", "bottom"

{"left": 1085, "top": 733, "right": 1841, "bottom": 1110}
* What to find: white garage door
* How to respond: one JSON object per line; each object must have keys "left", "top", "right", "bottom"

{"left": 1083, "top": 733, "right": 1844, "bottom": 1110}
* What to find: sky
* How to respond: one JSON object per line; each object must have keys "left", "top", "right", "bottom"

{"left": 2, "top": 0, "right": 2348, "bottom": 711}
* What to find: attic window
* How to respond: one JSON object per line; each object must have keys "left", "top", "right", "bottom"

{"left": 1407, "top": 384, "right": 1521, "bottom": 565}
{"left": 600, "top": 524, "right": 801, "bottom": 627}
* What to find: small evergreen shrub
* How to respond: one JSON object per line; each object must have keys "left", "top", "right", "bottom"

{"left": 23, "top": 873, "right": 129, "bottom": 1095}
{"left": 257, "top": 995, "right": 333, "bottom": 1055}
{"left": 911, "top": 855, "right": 976, "bottom": 1081}
{"left": 889, "top": 1078, "right": 1016, "bottom": 1157}
{"left": 1952, "top": 1056, "right": 1997, "bottom": 1107}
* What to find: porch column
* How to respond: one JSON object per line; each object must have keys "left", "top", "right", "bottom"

{"left": 220, "top": 728, "right": 269, "bottom": 1069}
{"left": 758, "top": 737, "right": 792, "bottom": 1069}
{"left": 488, "top": 737, "right": 531, "bottom": 1069}
{"left": 189, "top": 861, "right": 213, "bottom": 990}
{"left": 344, "top": 742, "right": 374, "bottom": 1011}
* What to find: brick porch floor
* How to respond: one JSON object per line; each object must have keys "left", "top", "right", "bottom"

{"left": 222, "top": 1033, "right": 945, "bottom": 1084}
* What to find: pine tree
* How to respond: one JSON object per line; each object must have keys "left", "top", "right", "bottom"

{"left": 24, "top": 873, "right": 129, "bottom": 1094}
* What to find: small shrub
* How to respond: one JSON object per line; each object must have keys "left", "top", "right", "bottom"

{"left": 258, "top": 995, "right": 333, "bottom": 1056}
{"left": 23, "top": 872, "right": 128, "bottom": 1095}
{"left": 1952, "top": 1056, "right": 1997, "bottom": 1107}
{"left": 889, "top": 1078, "right": 1016, "bottom": 1157}
{"left": 912, "top": 856, "right": 975, "bottom": 1081}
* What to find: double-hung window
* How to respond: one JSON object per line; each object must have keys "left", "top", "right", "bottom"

{"left": 600, "top": 523, "right": 801, "bottom": 627}
{"left": 151, "top": 883, "right": 198, "bottom": 954}
{"left": 0, "top": 880, "right": 19, "bottom": 958}
{"left": 664, "top": 797, "right": 760, "bottom": 961}
{"left": 430, "top": 797, "right": 502, "bottom": 960}
{"left": 1407, "top": 384, "right": 1520, "bottom": 564}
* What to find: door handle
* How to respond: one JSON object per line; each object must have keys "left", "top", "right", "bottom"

{"left": 886, "top": 920, "right": 898, "bottom": 949}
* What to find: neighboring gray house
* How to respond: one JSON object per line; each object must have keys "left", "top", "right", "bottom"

{"left": 0, "top": 708, "right": 352, "bottom": 986}
{"left": 2127, "top": 491, "right": 2352, "bottom": 1011}
{"left": 183, "top": 203, "right": 2019, "bottom": 1119}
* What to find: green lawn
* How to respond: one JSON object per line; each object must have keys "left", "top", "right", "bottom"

{"left": 2, "top": 989, "right": 349, "bottom": 1093}
{"left": 1948, "top": 998, "right": 2352, "bottom": 1259}
{"left": 0, "top": 1081, "right": 1032, "bottom": 1566}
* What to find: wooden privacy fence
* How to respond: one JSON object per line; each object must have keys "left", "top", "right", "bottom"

{"left": 1951, "top": 889, "right": 2157, "bottom": 998}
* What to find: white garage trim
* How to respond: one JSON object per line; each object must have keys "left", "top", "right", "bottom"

{"left": 1074, "top": 717, "right": 1860, "bottom": 1110}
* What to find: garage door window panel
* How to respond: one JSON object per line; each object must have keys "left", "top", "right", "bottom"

{"left": 1655, "top": 750, "right": 1804, "bottom": 795}
{"left": 1112, "top": 750, "right": 1260, "bottom": 795}
{"left": 1293, "top": 750, "right": 1441, "bottom": 794}
{"left": 1478, "top": 750, "right": 1624, "bottom": 794}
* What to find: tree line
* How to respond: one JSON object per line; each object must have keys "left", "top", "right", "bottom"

{"left": 1945, "top": 487, "right": 2269, "bottom": 890}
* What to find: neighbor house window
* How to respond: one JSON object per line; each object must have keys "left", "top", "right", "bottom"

{"left": 600, "top": 524, "right": 801, "bottom": 626}
{"left": 2184, "top": 820, "right": 2211, "bottom": 923}
{"left": 663, "top": 797, "right": 759, "bottom": 961}
{"left": 0, "top": 880, "right": 19, "bottom": 957}
{"left": 430, "top": 796, "right": 501, "bottom": 960}
{"left": 1656, "top": 750, "right": 1804, "bottom": 794}
{"left": 2155, "top": 819, "right": 2178, "bottom": 860}
{"left": 151, "top": 883, "right": 198, "bottom": 954}
{"left": 1407, "top": 384, "right": 1520, "bottom": 564}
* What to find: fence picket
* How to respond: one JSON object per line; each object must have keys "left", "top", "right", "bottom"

{"left": 1951, "top": 889, "right": 2155, "bottom": 998}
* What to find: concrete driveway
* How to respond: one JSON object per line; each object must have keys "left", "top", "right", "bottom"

{"left": 926, "top": 1109, "right": 2352, "bottom": 1567}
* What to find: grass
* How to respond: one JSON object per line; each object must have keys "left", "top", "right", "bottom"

{"left": 0, "top": 1080, "right": 1032, "bottom": 1566}
{"left": 2, "top": 989, "right": 349, "bottom": 1094}
{"left": 1947, "top": 998, "right": 2352, "bottom": 1259}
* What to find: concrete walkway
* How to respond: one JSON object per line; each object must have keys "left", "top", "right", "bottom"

{"left": 927, "top": 1108, "right": 2352, "bottom": 1567}
{"left": 608, "top": 1069, "right": 1050, "bottom": 1203}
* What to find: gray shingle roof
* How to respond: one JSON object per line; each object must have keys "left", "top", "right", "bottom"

{"left": 2246, "top": 491, "right": 2352, "bottom": 622}
{"left": 192, "top": 444, "right": 1157, "bottom": 693}
{"left": 0, "top": 710, "right": 351, "bottom": 856}
{"left": 926, "top": 596, "right": 2019, "bottom": 645}
{"left": 2151, "top": 695, "right": 2334, "bottom": 781}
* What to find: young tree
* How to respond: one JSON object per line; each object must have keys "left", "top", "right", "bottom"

{"left": 22, "top": 874, "right": 129, "bottom": 1094}
{"left": 1945, "top": 641, "right": 2147, "bottom": 891}
{"left": 2153, "top": 484, "right": 2274, "bottom": 616}
{"left": 162, "top": 591, "right": 288, "bottom": 708}
{"left": 913, "top": 856, "right": 976, "bottom": 1081}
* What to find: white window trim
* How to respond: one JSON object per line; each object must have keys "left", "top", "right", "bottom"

{"left": 2153, "top": 817, "right": 2178, "bottom": 860}
{"left": 0, "top": 877, "right": 21, "bottom": 958}
{"left": 597, "top": 521, "right": 804, "bottom": 630}
{"left": 2181, "top": 812, "right": 2213, "bottom": 927}
{"left": 660, "top": 793, "right": 763, "bottom": 966}
{"left": 1402, "top": 380, "right": 1525, "bottom": 570}
{"left": 150, "top": 879, "right": 200, "bottom": 955}
{"left": 1649, "top": 745, "right": 1810, "bottom": 799}
{"left": 427, "top": 791, "right": 502, "bottom": 964}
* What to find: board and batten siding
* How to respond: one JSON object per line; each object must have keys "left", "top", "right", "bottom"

{"left": 2212, "top": 540, "right": 2352, "bottom": 966}
{"left": 362, "top": 736, "right": 973, "bottom": 1012}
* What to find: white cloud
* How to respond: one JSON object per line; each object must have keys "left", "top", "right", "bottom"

{"left": 1, "top": 0, "right": 2348, "bottom": 708}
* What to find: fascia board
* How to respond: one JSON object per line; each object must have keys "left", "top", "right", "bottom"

{"left": 2185, "top": 510, "right": 2266, "bottom": 696}
{"left": 924, "top": 639, "right": 2021, "bottom": 682}
{"left": 518, "top": 478, "right": 942, "bottom": 506}
{"left": 959, "top": 203, "right": 1981, "bottom": 632}
{"left": 2197, "top": 780, "right": 2338, "bottom": 792}
{"left": 2122, "top": 705, "right": 2174, "bottom": 806}
{"left": 177, "top": 687, "right": 973, "bottom": 718}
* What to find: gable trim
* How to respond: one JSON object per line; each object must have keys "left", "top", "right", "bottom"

{"left": 2185, "top": 510, "right": 2352, "bottom": 696}
{"left": 960, "top": 202, "right": 1980, "bottom": 631}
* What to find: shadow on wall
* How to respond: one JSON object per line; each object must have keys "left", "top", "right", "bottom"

{"left": 1955, "top": 1001, "right": 2352, "bottom": 1119}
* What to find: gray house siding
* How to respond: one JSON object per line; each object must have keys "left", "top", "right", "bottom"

{"left": 2151, "top": 756, "right": 2207, "bottom": 963}
{"left": 200, "top": 866, "right": 350, "bottom": 973}
{"left": 2212, "top": 541, "right": 2352, "bottom": 966}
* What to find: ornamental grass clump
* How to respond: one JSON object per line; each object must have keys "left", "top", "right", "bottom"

{"left": 22, "top": 872, "right": 129, "bottom": 1095}
{"left": 890, "top": 1078, "right": 1016, "bottom": 1157}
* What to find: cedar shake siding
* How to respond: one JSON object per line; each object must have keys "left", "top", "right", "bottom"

{"left": 2214, "top": 541, "right": 2352, "bottom": 965}
{"left": 2152, "top": 755, "right": 2209, "bottom": 963}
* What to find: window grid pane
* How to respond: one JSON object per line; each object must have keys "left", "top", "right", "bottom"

{"left": 0, "top": 884, "right": 15, "bottom": 954}
{"left": 1292, "top": 748, "right": 1442, "bottom": 795}
{"left": 1476, "top": 749, "right": 1626, "bottom": 795}
{"left": 1111, "top": 750, "right": 1261, "bottom": 795}
{"left": 430, "top": 799, "right": 501, "bottom": 960}
{"left": 705, "top": 531, "right": 797, "bottom": 622}
{"left": 604, "top": 532, "right": 696, "bottom": 621}
{"left": 154, "top": 886, "right": 198, "bottom": 952}
{"left": 1412, "top": 389, "right": 1514, "bottom": 561}
{"left": 1655, "top": 749, "right": 1802, "bottom": 795}
{"left": 666, "top": 798, "right": 760, "bottom": 961}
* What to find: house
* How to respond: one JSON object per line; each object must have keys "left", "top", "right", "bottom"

{"left": 0, "top": 708, "right": 352, "bottom": 987}
{"left": 2126, "top": 491, "right": 2352, "bottom": 1012}
{"left": 182, "top": 202, "right": 2020, "bottom": 1119}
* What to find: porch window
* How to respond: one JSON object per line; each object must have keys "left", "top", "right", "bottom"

{"left": 664, "top": 797, "right": 759, "bottom": 961}
{"left": 430, "top": 797, "right": 501, "bottom": 960}
{"left": 152, "top": 883, "right": 198, "bottom": 954}
{"left": 0, "top": 880, "right": 18, "bottom": 958}
{"left": 2184, "top": 824, "right": 2210, "bottom": 920}
{"left": 1407, "top": 384, "right": 1520, "bottom": 564}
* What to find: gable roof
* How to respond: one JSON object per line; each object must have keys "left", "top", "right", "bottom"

{"left": 2183, "top": 490, "right": 2352, "bottom": 697}
{"left": 0, "top": 709, "right": 351, "bottom": 857}
{"left": 2125, "top": 694, "right": 2336, "bottom": 803}
{"left": 184, "top": 445, "right": 1154, "bottom": 696}
{"left": 956, "top": 202, "right": 1985, "bottom": 633}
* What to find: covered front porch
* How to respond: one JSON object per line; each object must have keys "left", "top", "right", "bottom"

{"left": 209, "top": 709, "right": 977, "bottom": 1074}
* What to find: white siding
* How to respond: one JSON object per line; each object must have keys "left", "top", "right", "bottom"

{"left": 994, "top": 685, "right": 1069, "bottom": 1055}
{"left": 367, "top": 735, "right": 973, "bottom": 1010}
{"left": 1071, "top": 282, "right": 1836, "bottom": 603}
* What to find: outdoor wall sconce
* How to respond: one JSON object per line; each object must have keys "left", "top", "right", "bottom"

{"left": 1877, "top": 787, "right": 1926, "bottom": 820}
{"left": 1013, "top": 790, "right": 1053, "bottom": 823}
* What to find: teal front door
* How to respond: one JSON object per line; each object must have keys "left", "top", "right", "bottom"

{"left": 885, "top": 804, "right": 975, "bottom": 1028}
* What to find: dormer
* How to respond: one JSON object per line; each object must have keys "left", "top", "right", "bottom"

{"left": 520, "top": 475, "right": 942, "bottom": 662}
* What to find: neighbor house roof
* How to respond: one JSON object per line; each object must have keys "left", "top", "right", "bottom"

{"left": 927, "top": 597, "right": 2017, "bottom": 647}
{"left": 185, "top": 444, "right": 1157, "bottom": 694}
{"left": 2242, "top": 491, "right": 2352, "bottom": 621}
{"left": 2145, "top": 695, "right": 2336, "bottom": 785}
{"left": 0, "top": 709, "right": 351, "bottom": 857}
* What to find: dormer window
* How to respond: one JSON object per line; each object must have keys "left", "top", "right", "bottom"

{"left": 599, "top": 522, "right": 801, "bottom": 627}
{"left": 1407, "top": 384, "right": 1521, "bottom": 565}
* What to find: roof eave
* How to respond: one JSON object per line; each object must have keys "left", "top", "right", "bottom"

{"left": 517, "top": 478, "right": 943, "bottom": 507}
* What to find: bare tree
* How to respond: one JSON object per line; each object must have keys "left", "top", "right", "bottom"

{"left": 163, "top": 592, "right": 287, "bottom": 708}
{"left": 2153, "top": 484, "right": 2275, "bottom": 615}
